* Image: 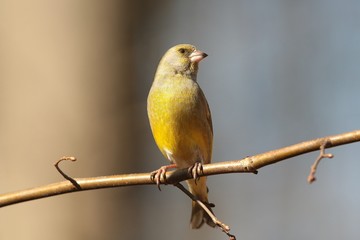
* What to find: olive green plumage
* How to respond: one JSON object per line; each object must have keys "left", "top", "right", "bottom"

{"left": 147, "top": 44, "right": 215, "bottom": 228}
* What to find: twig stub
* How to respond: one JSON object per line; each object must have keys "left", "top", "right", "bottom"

{"left": 174, "top": 182, "right": 236, "bottom": 240}
{"left": 307, "top": 140, "right": 334, "bottom": 184}
{"left": 54, "top": 156, "right": 81, "bottom": 190}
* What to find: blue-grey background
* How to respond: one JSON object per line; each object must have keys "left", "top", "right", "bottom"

{"left": 1, "top": 1, "right": 359, "bottom": 239}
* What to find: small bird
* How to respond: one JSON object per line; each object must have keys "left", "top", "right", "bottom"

{"left": 147, "top": 44, "right": 215, "bottom": 228}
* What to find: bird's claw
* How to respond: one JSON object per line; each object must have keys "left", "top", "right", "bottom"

{"left": 150, "top": 167, "right": 168, "bottom": 191}
{"left": 188, "top": 162, "right": 203, "bottom": 183}
{"left": 150, "top": 163, "right": 178, "bottom": 190}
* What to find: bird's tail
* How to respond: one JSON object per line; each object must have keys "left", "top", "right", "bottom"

{"left": 187, "top": 177, "right": 216, "bottom": 229}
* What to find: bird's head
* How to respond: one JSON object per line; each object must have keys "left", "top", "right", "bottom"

{"left": 157, "top": 44, "right": 208, "bottom": 78}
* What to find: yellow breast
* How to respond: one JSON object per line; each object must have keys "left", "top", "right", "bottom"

{"left": 147, "top": 77, "right": 212, "bottom": 167}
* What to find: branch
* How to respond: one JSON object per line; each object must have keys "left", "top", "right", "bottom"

{"left": 307, "top": 140, "right": 334, "bottom": 183}
{"left": 174, "top": 182, "right": 236, "bottom": 239}
{"left": 0, "top": 130, "right": 359, "bottom": 208}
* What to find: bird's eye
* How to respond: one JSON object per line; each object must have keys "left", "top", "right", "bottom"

{"left": 178, "top": 48, "right": 186, "bottom": 54}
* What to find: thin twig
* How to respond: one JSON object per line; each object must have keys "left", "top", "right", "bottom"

{"left": 0, "top": 130, "right": 359, "bottom": 208}
{"left": 54, "top": 157, "right": 82, "bottom": 190}
{"left": 307, "top": 140, "right": 334, "bottom": 184}
{"left": 174, "top": 183, "right": 236, "bottom": 240}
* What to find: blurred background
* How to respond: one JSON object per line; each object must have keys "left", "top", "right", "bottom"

{"left": 1, "top": 0, "right": 360, "bottom": 239}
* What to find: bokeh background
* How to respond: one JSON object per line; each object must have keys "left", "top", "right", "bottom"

{"left": 1, "top": 1, "right": 360, "bottom": 239}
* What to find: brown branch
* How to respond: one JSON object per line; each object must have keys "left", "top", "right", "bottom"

{"left": 174, "top": 182, "right": 236, "bottom": 240}
{"left": 54, "top": 157, "right": 82, "bottom": 190}
{"left": 307, "top": 140, "right": 334, "bottom": 183}
{"left": 0, "top": 130, "right": 359, "bottom": 208}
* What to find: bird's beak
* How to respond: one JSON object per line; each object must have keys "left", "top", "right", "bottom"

{"left": 189, "top": 50, "right": 208, "bottom": 63}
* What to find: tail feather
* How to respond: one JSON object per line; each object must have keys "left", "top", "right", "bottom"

{"left": 187, "top": 178, "right": 216, "bottom": 229}
{"left": 190, "top": 200, "right": 216, "bottom": 229}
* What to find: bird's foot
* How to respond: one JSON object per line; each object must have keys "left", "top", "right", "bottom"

{"left": 188, "top": 162, "right": 204, "bottom": 182}
{"left": 150, "top": 163, "right": 177, "bottom": 190}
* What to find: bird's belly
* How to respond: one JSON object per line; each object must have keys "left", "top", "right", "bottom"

{"left": 151, "top": 111, "right": 200, "bottom": 167}
{"left": 149, "top": 95, "right": 202, "bottom": 167}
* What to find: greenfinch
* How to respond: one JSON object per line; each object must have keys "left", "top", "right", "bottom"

{"left": 147, "top": 44, "right": 215, "bottom": 229}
